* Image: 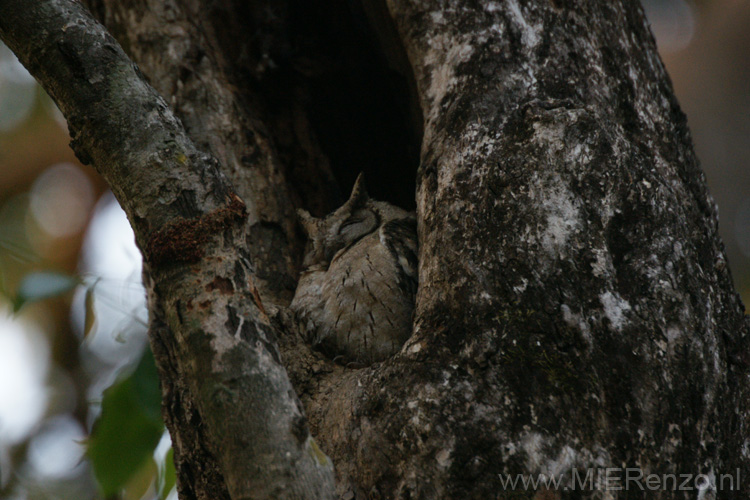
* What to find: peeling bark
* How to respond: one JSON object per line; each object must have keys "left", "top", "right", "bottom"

{"left": 2, "top": 0, "right": 749, "bottom": 499}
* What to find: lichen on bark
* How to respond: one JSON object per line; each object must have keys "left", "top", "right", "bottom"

{"left": 3, "top": 0, "right": 750, "bottom": 498}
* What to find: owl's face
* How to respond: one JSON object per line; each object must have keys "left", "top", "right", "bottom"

{"left": 298, "top": 174, "right": 379, "bottom": 269}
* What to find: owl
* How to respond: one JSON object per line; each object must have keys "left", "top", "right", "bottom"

{"left": 291, "top": 173, "right": 418, "bottom": 365}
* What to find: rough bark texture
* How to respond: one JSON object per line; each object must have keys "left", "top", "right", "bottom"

{"left": 0, "top": 1, "right": 334, "bottom": 499}
{"left": 383, "top": 0, "right": 750, "bottom": 498}
{"left": 3, "top": 0, "right": 750, "bottom": 499}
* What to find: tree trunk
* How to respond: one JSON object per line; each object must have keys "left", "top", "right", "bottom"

{"left": 2, "top": 0, "right": 749, "bottom": 499}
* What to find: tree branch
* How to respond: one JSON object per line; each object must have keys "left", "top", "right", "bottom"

{"left": 0, "top": 0, "right": 334, "bottom": 498}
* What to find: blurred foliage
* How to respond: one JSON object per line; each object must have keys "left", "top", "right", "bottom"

{"left": 0, "top": 40, "right": 171, "bottom": 497}
{"left": 87, "top": 348, "right": 163, "bottom": 497}
{"left": 12, "top": 271, "right": 79, "bottom": 312}
{"left": 157, "top": 447, "right": 177, "bottom": 500}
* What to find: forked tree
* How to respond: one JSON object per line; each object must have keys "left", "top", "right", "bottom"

{"left": 1, "top": 0, "right": 748, "bottom": 498}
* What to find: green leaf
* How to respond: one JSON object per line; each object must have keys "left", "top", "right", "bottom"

{"left": 131, "top": 348, "right": 163, "bottom": 422}
{"left": 88, "top": 348, "right": 163, "bottom": 497}
{"left": 157, "top": 447, "right": 176, "bottom": 500}
{"left": 13, "top": 271, "right": 79, "bottom": 311}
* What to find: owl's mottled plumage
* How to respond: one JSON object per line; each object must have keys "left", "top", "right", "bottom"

{"left": 291, "top": 174, "right": 418, "bottom": 365}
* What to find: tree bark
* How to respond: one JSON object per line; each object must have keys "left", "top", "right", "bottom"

{"left": 0, "top": 1, "right": 334, "bottom": 499}
{"left": 2, "top": 0, "right": 749, "bottom": 499}
{"left": 381, "top": 1, "right": 750, "bottom": 497}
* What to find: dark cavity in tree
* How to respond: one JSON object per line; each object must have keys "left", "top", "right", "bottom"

{"left": 207, "top": 0, "right": 422, "bottom": 213}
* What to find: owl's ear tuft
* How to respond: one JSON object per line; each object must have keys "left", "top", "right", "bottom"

{"left": 345, "top": 172, "right": 369, "bottom": 209}
{"left": 297, "top": 208, "right": 319, "bottom": 237}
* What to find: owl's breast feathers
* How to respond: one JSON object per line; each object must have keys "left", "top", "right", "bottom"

{"left": 291, "top": 173, "right": 418, "bottom": 365}
{"left": 292, "top": 214, "right": 418, "bottom": 365}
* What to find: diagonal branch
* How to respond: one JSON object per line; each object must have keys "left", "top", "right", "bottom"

{"left": 0, "top": 0, "right": 335, "bottom": 498}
